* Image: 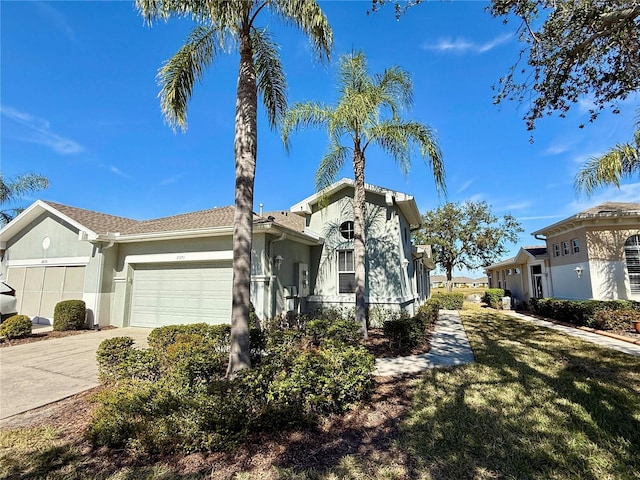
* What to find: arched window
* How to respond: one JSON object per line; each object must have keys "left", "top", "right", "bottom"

{"left": 339, "top": 221, "right": 355, "bottom": 240}
{"left": 624, "top": 235, "right": 640, "bottom": 294}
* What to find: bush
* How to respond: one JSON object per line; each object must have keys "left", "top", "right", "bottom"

{"left": 590, "top": 309, "right": 640, "bottom": 331}
{"left": 416, "top": 300, "right": 439, "bottom": 328}
{"left": 529, "top": 297, "right": 640, "bottom": 327}
{"left": 88, "top": 326, "right": 375, "bottom": 454}
{"left": 53, "top": 300, "right": 86, "bottom": 331}
{"left": 430, "top": 292, "right": 464, "bottom": 310}
{"left": 382, "top": 310, "right": 427, "bottom": 349}
{"left": 481, "top": 289, "right": 505, "bottom": 309}
{"left": 305, "top": 318, "right": 361, "bottom": 345}
{"left": 0, "top": 315, "right": 32, "bottom": 339}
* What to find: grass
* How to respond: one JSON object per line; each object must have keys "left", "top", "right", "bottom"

{"left": 1, "top": 310, "right": 639, "bottom": 479}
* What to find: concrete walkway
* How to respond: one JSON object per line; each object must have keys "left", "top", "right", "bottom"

{"left": 502, "top": 310, "right": 640, "bottom": 357}
{"left": 374, "top": 310, "right": 475, "bottom": 376}
{"left": 0, "top": 327, "right": 149, "bottom": 421}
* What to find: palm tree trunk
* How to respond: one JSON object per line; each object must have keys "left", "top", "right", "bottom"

{"left": 353, "top": 147, "right": 368, "bottom": 339}
{"left": 227, "top": 26, "right": 257, "bottom": 376}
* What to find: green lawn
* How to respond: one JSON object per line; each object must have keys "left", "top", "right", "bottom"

{"left": 2, "top": 309, "right": 639, "bottom": 479}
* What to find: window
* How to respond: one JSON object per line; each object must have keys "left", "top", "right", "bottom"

{"left": 572, "top": 239, "right": 580, "bottom": 253}
{"left": 338, "top": 250, "right": 355, "bottom": 293}
{"left": 339, "top": 221, "right": 355, "bottom": 239}
{"left": 553, "top": 244, "right": 560, "bottom": 257}
{"left": 514, "top": 268, "right": 521, "bottom": 274}
{"left": 625, "top": 236, "right": 640, "bottom": 294}
{"left": 507, "top": 269, "right": 512, "bottom": 276}
{"left": 562, "top": 241, "right": 570, "bottom": 255}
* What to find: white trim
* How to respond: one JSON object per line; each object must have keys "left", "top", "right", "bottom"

{"left": 124, "top": 250, "right": 233, "bottom": 266}
{"left": 7, "top": 256, "right": 91, "bottom": 267}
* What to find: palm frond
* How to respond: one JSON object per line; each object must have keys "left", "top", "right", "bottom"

{"left": 574, "top": 143, "right": 640, "bottom": 195}
{"left": 369, "top": 120, "right": 446, "bottom": 196}
{"left": 135, "top": 0, "right": 212, "bottom": 25}
{"left": 374, "top": 66, "right": 413, "bottom": 115}
{"left": 281, "top": 102, "right": 333, "bottom": 151}
{"left": 0, "top": 173, "right": 49, "bottom": 204}
{"left": 251, "top": 28, "right": 287, "bottom": 130}
{"left": 270, "top": 0, "right": 332, "bottom": 63}
{"left": 315, "top": 140, "right": 349, "bottom": 192}
{"left": 157, "top": 25, "right": 219, "bottom": 131}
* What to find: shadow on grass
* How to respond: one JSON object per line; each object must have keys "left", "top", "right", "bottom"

{"left": 401, "top": 311, "right": 640, "bottom": 480}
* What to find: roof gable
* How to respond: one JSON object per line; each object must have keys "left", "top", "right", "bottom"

{"left": 290, "top": 178, "right": 422, "bottom": 225}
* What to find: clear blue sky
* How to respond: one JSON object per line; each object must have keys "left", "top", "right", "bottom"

{"left": 2, "top": 1, "right": 638, "bottom": 275}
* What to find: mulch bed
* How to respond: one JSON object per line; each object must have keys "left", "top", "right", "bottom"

{"left": 0, "top": 326, "right": 116, "bottom": 348}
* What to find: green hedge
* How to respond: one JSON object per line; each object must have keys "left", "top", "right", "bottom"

{"left": 90, "top": 316, "right": 375, "bottom": 454}
{"left": 482, "top": 289, "right": 505, "bottom": 309}
{"left": 430, "top": 292, "right": 464, "bottom": 310}
{"left": 53, "top": 300, "right": 86, "bottom": 331}
{"left": 530, "top": 297, "right": 640, "bottom": 329}
{"left": 382, "top": 310, "right": 430, "bottom": 349}
{"left": 0, "top": 315, "right": 32, "bottom": 339}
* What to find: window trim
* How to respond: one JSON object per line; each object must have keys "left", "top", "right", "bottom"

{"left": 337, "top": 249, "right": 355, "bottom": 294}
{"left": 553, "top": 244, "right": 560, "bottom": 257}
{"left": 571, "top": 238, "right": 580, "bottom": 254}
{"left": 339, "top": 221, "right": 355, "bottom": 240}
{"left": 624, "top": 235, "right": 640, "bottom": 295}
{"left": 562, "top": 241, "right": 570, "bottom": 255}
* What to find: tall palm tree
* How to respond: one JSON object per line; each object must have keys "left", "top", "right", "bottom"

{"left": 282, "top": 51, "right": 445, "bottom": 338}
{"left": 136, "top": 0, "right": 332, "bottom": 374}
{"left": 0, "top": 172, "right": 49, "bottom": 226}
{"left": 575, "top": 114, "right": 640, "bottom": 195}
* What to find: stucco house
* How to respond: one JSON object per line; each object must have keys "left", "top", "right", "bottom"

{"left": 486, "top": 202, "right": 640, "bottom": 304}
{"left": 0, "top": 179, "right": 434, "bottom": 328}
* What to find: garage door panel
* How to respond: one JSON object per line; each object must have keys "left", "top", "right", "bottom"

{"left": 130, "top": 262, "right": 232, "bottom": 328}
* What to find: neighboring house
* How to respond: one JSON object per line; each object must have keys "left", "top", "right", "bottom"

{"left": 430, "top": 275, "right": 487, "bottom": 288}
{"left": 0, "top": 179, "right": 434, "bottom": 327}
{"left": 485, "top": 246, "right": 550, "bottom": 305}
{"left": 486, "top": 202, "right": 640, "bottom": 303}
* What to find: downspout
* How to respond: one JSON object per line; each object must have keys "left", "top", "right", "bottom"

{"left": 268, "top": 232, "right": 287, "bottom": 319}
{"left": 91, "top": 234, "right": 116, "bottom": 330}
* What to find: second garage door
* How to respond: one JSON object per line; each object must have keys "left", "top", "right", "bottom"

{"left": 130, "top": 262, "right": 233, "bottom": 328}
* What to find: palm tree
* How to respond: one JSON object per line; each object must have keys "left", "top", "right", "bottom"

{"left": 136, "top": 0, "right": 332, "bottom": 374}
{"left": 575, "top": 113, "right": 640, "bottom": 195}
{"left": 0, "top": 172, "right": 49, "bottom": 226}
{"left": 282, "top": 51, "right": 445, "bottom": 338}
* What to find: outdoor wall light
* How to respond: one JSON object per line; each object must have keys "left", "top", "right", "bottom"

{"left": 274, "top": 255, "right": 284, "bottom": 270}
{"left": 574, "top": 266, "right": 583, "bottom": 278}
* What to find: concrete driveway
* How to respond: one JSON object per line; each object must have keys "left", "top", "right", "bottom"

{"left": 0, "top": 327, "right": 150, "bottom": 421}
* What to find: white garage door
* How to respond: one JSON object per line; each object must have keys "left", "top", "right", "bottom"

{"left": 6, "top": 266, "right": 86, "bottom": 321}
{"left": 130, "top": 262, "right": 233, "bottom": 328}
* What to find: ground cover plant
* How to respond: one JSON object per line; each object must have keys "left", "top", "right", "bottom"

{"left": 1, "top": 308, "right": 639, "bottom": 479}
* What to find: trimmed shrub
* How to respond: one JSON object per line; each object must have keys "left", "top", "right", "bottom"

{"left": 53, "top": 300, "right": 86, "bottom": 331}
{"left": 147, "top": 323, "right": 216, "bottom": 351}
{"left": 306, "top": 318, "right": 361, "bottom": 345}
{"left": 430, "top": 292, "right": 464, "bottom": 310}
{"left": 590, "top": 309, "right": 640, "bottom": 331}
{"left": 530, "top": 297, "right": 640, "bottom": 327}
{"left": 481, "top": 289, "right": 505, "bottom": 309}
{"left": 382, "top": 310, "right": 427, "bottom": 349}
{"left": 416, "top": 300, "right": 439, "bottom": 328}
{"left": 0, "top": 315, "right": 32, "bottom": 339}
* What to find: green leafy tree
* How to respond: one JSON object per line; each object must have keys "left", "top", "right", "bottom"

{"left": 282, "top": 51, "right": 445, "bottom": 338}
{"left": 415, "top": 201, "right": 523, "bottom": 291}
{"left": 0, "top": 173, "right": 49, "bottom": 226}
{"left": 372, "top": 1, "right": 640, "bottom": 131}
{"left": 136, "top": 0, "right": 332, "bottom": 375}
{"left": 575, "top": 113, "right": 640, "bottom": 194}
{"left": 490, "top": 0, "right": 640, "bottom": 130}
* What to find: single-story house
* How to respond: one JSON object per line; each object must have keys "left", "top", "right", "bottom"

{"left": 0, "top": 179, "right": 435, "bottom": 328}
{"left": 430, "top": 275, "right": 488, "bottom": 289}
{"left": 486, "top": 202, "right": 640, "bottom": 304}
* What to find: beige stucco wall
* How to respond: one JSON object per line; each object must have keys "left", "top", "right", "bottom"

{"left": 546, "top": 228, "right": 588, "bottom": 267}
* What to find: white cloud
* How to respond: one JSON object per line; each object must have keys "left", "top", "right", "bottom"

{"left": 34, "top": 1, "right": 76, "bottom": 41}
{"left": 503, "top": 201, "right": 532, "bottom": 211}
{"left": 456, "top": 179, "right": 474, "bottom": 194}
{"left": 422, "top": 33, "right": 512, "bottom": 54}
{"left": 1, "top": 105, "right": 84, "bottom": 155}
{"left": 519, "top": 214, "right": 565, "bottom": 221}
{"left": 158, "top": 174, "right": 183, "bottom": 186}
{"left": 109, "top": 166, "right": 129, "bottom": 178}
{"left": 569, "top": 182, "right": 640, "bottom": 213}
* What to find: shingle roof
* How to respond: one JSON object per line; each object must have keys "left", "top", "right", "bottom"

{"left": 523, "top": 246, "right": 547, "bottom": 257}
{"left": 43, "top": 201, "right": 141, "bottom": 234}
{"left": 580, "top": 202, "right": 640, "bottom": 215}
{"left": 42, "top": 201, "right": 306, "bottom": 236}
